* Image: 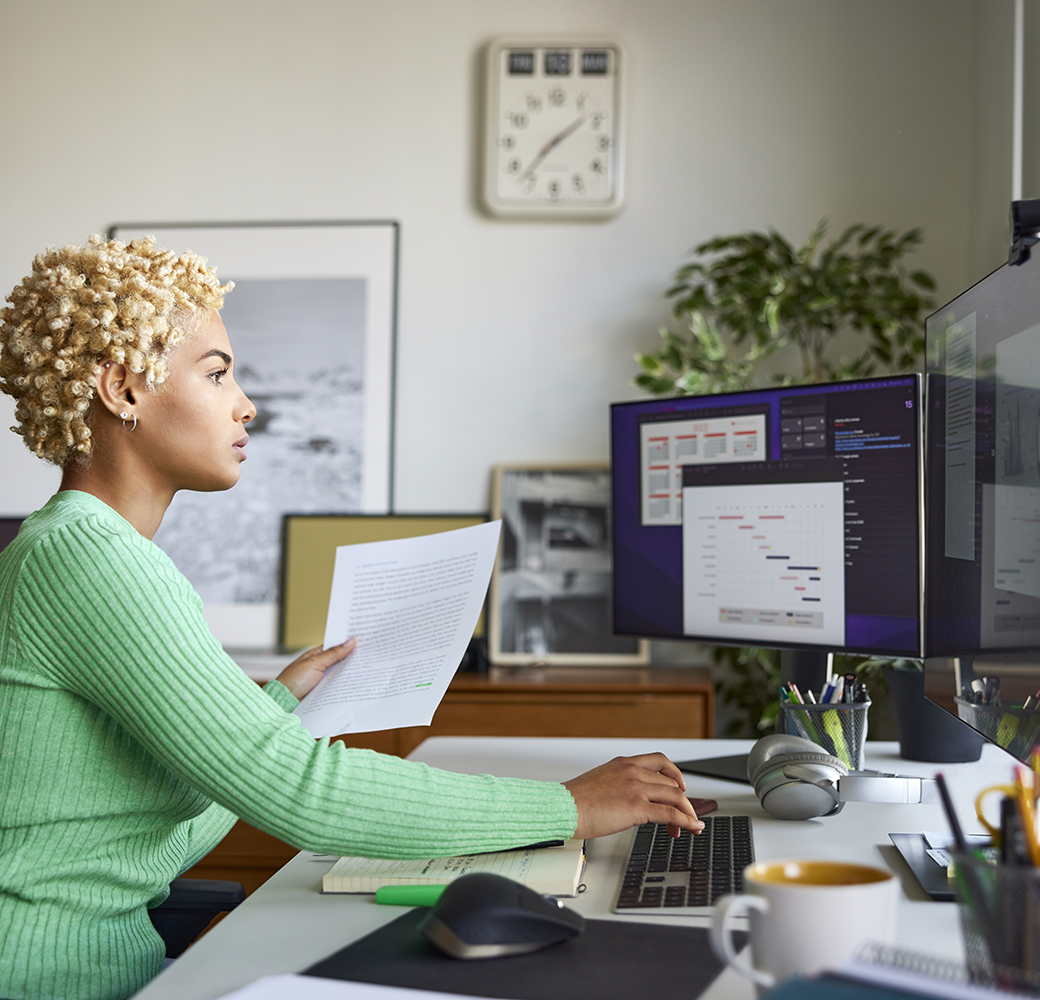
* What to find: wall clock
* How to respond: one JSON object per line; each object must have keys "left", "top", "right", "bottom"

{"left": 483, "top": 37, "right": 625, "bottom": 219}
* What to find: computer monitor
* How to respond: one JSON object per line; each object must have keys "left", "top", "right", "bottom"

{"left": 924, "top": 250, "right": 1040, "bottom": 761}
{"left": 610, "top": 375, "right": 923, "bottom": 658}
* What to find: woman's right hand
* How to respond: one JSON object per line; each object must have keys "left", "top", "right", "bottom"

{"left": 274, "top": 638, "right": 357, "bottom": 701}
{"left": 562, "top": 753, "right": 705, "bottom": 839}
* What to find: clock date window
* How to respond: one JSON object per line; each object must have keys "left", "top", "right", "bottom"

{"left": 507, "top": 51, "right": 535, "bottom": 75}
{"left": 581, "top": 51, "right": 610, "bottom": 75}
{"left": 544, "top": 50, "right": 572, "bottom": 75}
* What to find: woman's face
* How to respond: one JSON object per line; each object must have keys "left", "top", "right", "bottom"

{"left": 135, "top": 309, "right": 256, "bottom": 494}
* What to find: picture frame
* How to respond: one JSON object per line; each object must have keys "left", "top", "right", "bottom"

{"left": 489, "top": 464, "right": 649, "bottom": 666}
{"left": 108, "top": 221, "right": 399, "bottom": 648}
{"left": 280, "top": 512, "right": 488, "bottom": 651}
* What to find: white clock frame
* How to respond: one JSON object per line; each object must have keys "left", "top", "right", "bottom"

{"left": 482, "top": 36, "right": 625, "bottom": 220}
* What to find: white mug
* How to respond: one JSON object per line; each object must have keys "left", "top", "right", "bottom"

{"left": 710, "top": 859, "right": 896, "bottom": 992}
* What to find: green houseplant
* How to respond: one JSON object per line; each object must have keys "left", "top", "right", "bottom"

{"left": 634, "top": 221, "right": 936, "bottom": 737}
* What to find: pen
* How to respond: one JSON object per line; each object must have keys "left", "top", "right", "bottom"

{"left": 843, "top": 674, "right": 856, "bottom": 704}
{"left": 1001, "top": 795, "right": 1031, "bottom": 866}
{"left": 829, "top": 675, "right": 845, "bottom": 704}
{"left": 936, "top": 772, "right": 998, "bottom": 962}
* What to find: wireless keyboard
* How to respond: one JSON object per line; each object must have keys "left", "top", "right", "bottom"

{"left": 612, "top": 815, "right": 754, "bottom": 915}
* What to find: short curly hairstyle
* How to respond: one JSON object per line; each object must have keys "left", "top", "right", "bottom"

{"left": 0, "top": 235, "right": 233, "bottom": 466}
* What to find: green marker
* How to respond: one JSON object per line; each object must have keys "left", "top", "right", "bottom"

{"left": 374, "top": 884, "right": 448, "bottom": 906}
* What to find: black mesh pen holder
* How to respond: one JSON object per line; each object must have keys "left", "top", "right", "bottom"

{"left": 779, "top": 701, "right": 870, "bottom": 770}
{"left": 954, "top": 852, "right": 1040, "bottom": 995}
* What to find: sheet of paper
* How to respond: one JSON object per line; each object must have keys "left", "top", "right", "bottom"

{"left": 293, "top": 521, "right": 501, "bottom": 737}
{"left": 215, "top": 973, "right": 485, "bottom": 1000}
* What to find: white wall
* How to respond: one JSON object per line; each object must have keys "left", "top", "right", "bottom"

{"left": 0, "top": 0, "right": 1010, "bottom": 517}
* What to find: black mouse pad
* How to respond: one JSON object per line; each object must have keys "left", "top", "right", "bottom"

{"left": 303, "top": 909, "right": 744, "bottom": 1000}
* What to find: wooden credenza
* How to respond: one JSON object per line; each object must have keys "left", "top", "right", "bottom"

{"left": 184, "top": 666, "right": 713, "bottom": 892}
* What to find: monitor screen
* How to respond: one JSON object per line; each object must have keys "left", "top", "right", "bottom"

{"left": 926, "top": 252, "right": 1040, "bottom": 657}
{"left": 610, "top": 375, "right": 923, "bottom": 656}
{"left": 924, "top": 252, "right": 1040, "bottom": 761}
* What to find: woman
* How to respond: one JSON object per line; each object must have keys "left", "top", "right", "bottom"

{"left": 0, "top": 236, "right": 700, "bottom": 1000}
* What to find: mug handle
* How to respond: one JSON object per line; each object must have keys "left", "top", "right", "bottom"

{"left": 710, "top": 893, "right": 775, "bottom": 989}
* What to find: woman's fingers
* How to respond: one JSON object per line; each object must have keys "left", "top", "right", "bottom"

{"left": 275, "top": 638, "right": 356, "bottom": 700}
{"left": 562, "top": 755, "right": 704, "bottom": 840}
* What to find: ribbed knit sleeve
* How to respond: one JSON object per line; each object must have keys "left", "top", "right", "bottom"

{"left": 0, "top": 492, "right": 578, "bottom": 1000}
{"left": 12, "top": 493, "right": 577, "bottom": 858}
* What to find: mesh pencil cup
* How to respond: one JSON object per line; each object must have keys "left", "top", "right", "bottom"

{"left": 780, "top": 701, "right": 870, "bottom": 770}
{"left": 954, "top": 852, "right": 1040, "bottom": 995}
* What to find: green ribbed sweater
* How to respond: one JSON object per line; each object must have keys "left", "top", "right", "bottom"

{"left": 0, "top": 491, "right": 577, "bottom": 1000}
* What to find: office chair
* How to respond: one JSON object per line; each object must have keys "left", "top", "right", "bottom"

{"left": 148, "top": 878, "right": 246, "bottom": 958}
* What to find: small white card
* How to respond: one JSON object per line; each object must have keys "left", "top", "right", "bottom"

{"left": 215, "top": 974, "right": 484, "bottom": 1000}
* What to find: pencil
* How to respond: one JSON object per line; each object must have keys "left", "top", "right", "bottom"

{"left": 1013, "top": 767, "right": 1040, "bottom": 867}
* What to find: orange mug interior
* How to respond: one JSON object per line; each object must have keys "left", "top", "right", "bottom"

{"left": 746, "top": 860, "right": 892, "bottom": 886}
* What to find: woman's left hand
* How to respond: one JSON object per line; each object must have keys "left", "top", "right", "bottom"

{"left": 275, "top": 638, "right": 357, "bottom": 700}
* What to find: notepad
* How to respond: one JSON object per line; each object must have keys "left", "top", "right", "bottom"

{"left": 321, "top": 839, "right": 586, "bottom": 896}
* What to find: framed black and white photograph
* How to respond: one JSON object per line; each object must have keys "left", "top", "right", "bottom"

{"left": 109, "top": 222, "right": 398, "bottom": 648}
{"left": 489, "top": 464, "right": 649, "bottom": 666}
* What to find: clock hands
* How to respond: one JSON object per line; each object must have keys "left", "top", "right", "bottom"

{"left": 518, "top": 115, "right": 587, "bottom": 182}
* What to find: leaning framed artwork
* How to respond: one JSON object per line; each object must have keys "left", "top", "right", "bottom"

{"left": 108, "top": 221, "right": 399, "bottom": 648}
{"left": 489, "top": 464, "right": 649, "bottom": 666}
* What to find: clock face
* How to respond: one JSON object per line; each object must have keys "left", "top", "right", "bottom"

{"left": 484, "top": 40, "right": 623, "bottom": 218}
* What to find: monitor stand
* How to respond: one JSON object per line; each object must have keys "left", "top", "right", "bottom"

{"left": 673, "top": 649, "right": 833, "bottom": 785}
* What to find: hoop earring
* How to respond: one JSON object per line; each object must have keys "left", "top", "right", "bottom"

{"left": 119, "top": 410, "right": 137, "bottom": 432}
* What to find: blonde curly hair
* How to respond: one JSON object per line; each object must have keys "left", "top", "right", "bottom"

{"left": 0, "top": 235, "right": 233, "bottom": 466}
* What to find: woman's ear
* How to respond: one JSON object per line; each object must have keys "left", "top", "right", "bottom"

{"left": 94, "top": 362, "right": 138, "bottom": 420}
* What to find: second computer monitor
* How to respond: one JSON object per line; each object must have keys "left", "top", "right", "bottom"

{"left": 610, "top": 376, "right": 923, "bottom": 656}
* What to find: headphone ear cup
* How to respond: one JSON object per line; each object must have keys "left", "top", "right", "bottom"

{"left": 748, "top": 734, "right": 848, "bottom": 821}
{"left": 746, "top": 733, "right": 833, "bottom": 785}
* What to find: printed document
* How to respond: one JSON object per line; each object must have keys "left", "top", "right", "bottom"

{"left": 293, "top": 521, "right": 501, "bottom": 738}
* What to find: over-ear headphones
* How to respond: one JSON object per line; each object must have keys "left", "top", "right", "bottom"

{"left": 747, "top": 734, "right": 848, "bottom": 820}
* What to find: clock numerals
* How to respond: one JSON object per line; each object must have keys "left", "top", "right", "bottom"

{"left": 505, "top": 158, "right": 522, "bottom": 175}
{"left": 589, "top": 112, "right": 606, "bottom": 130}
{"left": 547, "top": 86, "right": 567, "bottom": 108}
{"left": 596, "top": 135, "right": 610, "bottom": 152}
{"left": 507, "top": 110, "right": 528, "bottom": 129}
{"left": 572, "top": 174, "right": 586, "bottom": 194}
{"left": 526, "top": 92, "right": 542, "bottom": 113}
{"left": 590, "top": 158, "right": 605, "bottom": 175}
{"left": 547, "top": 179, "right": 561, "bottom": 201}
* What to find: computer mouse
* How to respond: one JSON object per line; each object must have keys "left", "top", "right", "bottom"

{"left": 417, "top": 872, "right": 585, "bottom": 960}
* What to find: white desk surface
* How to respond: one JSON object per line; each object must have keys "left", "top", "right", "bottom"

{"left": 133, "top": 736, "right": 1014, "bottom": 1000}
